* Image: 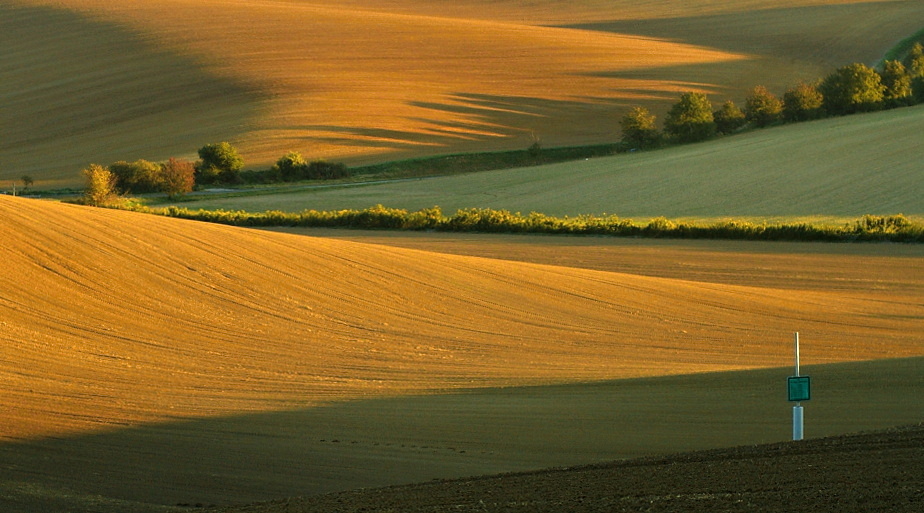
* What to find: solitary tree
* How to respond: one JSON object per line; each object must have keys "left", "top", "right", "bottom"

{"left": 819, "top": 63, "right": 885, "bottom": 115}
{"left": 196, "top": 142, "right": 243, "bottom": 184}
{"left": 664, "top": 92, "right": 716, "bottom": 143}
{"left": 82, "top": 164, "right": 117, "bottom": 206}
{"left": 161, "top": 158, "right": 196, "bottom": 199}
{"left": 782, "top": 81, "right": 824, "bottom": 122}
{"left": 745, "top": 86, "right": 783, "bottom": 127}
{"left": 879, "top": 60, "right": 913, "bottom": 107}
{"left": 713, "top": 100, "right": 746, "bottom": 134}
{"left": 620, "top": 106, "right": 661, "bottom": 149}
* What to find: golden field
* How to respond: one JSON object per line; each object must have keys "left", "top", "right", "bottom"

{"left": 0, "top": 195, "right": 922, "bottom": 509}
{"left": 2, "top": 1, "right": 924, "bottom": 510}
{"left": 3, "top": 0, "right": 924, "bottom": 186}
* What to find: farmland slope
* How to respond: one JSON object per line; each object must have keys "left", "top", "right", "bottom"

{"left": 1, "top": 197, "right": 922, "bottom": 509}
{"left": 3, "top": 0, "right": 924, "bottom": 186}
{"left": 176, "top": 106, "right": 924, "bottom": 219}
{"left": 5, "top": 195, "right": 922, "bottom": 441}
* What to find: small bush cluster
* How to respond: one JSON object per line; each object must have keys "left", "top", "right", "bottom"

{"left": 621, "top": 45, "right": 924, "bottom": 148}
{"left": 123, "top": 204, "right": 922, "bottom": 243}
{"left": 82, "top": 143, "right": 351, "bottom": 196}
{"left": 94, "top": 158, "right": 196, "bottom": 198}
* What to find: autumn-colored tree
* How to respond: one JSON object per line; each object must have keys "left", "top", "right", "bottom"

{"left": 82, "top": 164, "right": 117, "bottom": 206}
{"left": 161, "top": 158, "right": 196, "bottom": 199}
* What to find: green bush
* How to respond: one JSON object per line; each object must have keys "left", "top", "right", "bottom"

{"left": 713, "top": 100, "right": 747, "bottom": 134}
{"left": 197, "top": 142, "right": 244, "bottom": 184}
{"left": 820, "top": 63, "right": 886, "bottom": 115}
{"left": 272, "top": 151, "right": 307, "bottom": 182}
{"left": 664, "top": 92, "right": 716, "bottom": 143}
{"left": 880, "top": 60, "right": 913, "bottom": 107}
{"left": 306, "top": 160, "right": 350, "bottom": 180}
{"left": 109, "top": 159, "right": 163, "bottom": 194}
{"left": 620, "top": 106, "right": 661, "bottom": 149}
{"left": 782, "top": 82, "right": 824, "bottom": 122}
{"left": 745, "top": 86, "right": 783, "bottom": 127}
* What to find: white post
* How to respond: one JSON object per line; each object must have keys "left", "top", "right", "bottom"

{"left": 793, "top": 332, "right": 803, "bottom": 441}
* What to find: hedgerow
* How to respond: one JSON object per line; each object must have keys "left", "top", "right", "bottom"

{"left": 125, "top": 205, "right": 922, "bottom": 243}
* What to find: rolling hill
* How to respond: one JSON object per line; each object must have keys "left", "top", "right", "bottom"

{"left": 1, "top": 195, "right": 922, "bottom": 509}
{"left": 4, "top": 0, "right": 924, "bottom": 186}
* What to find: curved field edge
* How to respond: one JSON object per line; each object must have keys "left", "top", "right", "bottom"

{"left": 163, "top": 106, "right": 924, "bottom": 222}
{"left": 5, "top": 0, "right": 924, "bottom": 186}
{"left": 3, "top": 358, "right": 923, "bottom": 510}
{"left": 3, "top": 195, "right": 922, "bottom": 440}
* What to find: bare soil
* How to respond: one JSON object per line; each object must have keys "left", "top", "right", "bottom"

{"left": 219, "top": 423, "right": 924, "bottom": 513}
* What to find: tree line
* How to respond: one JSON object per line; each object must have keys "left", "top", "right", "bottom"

{"left": 82, "top": 142, "right": 349, "bottom": 206}
{"left": 621, "top": 45, "right": 924, "bottom": 148}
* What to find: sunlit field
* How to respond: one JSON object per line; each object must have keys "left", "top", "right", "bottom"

{"left": 1, "top": 195, "right": 922, "bottom": 509}
{"left": 3, "top": 0, "right": 924, "bottom": 186}
{"left": 2, "top": 1, "right": 923, "bottom": 510}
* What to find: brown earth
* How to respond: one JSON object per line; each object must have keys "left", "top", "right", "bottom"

{"left": 218, "top": 423, "right": 924, "bottom": 513}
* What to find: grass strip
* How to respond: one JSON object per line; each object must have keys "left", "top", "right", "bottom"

{"left": 349, "top": 144, "right": 623, "bottom": 179}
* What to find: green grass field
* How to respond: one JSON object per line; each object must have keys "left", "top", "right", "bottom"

{"left": 169, "top": 106, "right": 924, "bottom": 220}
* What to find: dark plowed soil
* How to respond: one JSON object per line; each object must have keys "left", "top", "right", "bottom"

{"left": 220, "top": 423, "right": 924, "bottom": 513}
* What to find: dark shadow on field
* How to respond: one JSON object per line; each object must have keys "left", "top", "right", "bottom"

{"left": 561, "top": 1, "right": 924, "bottom": 68}
{"left": 0, "top": 4, "right": 263, "bottom": 181}
{"left": 1, "top": 358, "right": 922, "bottom": 511}
{"left": 303, "top": 93, "right": 628, "bottom": 158}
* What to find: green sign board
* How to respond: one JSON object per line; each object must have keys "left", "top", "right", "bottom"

{"left": 788, "top": 376, "right": 811, "bottom": 402}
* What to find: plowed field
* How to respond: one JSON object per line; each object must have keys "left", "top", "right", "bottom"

{"left": 4, "top": 0, "right": 924, "bottom": 185}
{"left": 1, "top": 196, "right": 922, "bottom": 510}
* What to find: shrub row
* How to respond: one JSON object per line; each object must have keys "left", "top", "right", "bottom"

{"left": 126, "top": 205, "right": 923, "bottom": 243}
